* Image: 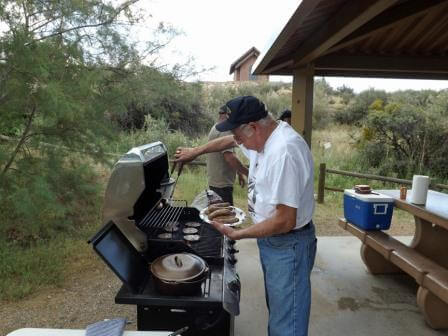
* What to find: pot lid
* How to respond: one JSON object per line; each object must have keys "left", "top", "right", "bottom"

{"left": 151, "top": 253, "right": 207, "bottom": 282}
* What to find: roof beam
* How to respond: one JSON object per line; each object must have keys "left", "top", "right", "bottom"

{"left": 293, "top": 0, "right": 401, "bottom": 67}
{"left": 263, "top": 58, "right": 293, "bottom": 74}
{"left": 265, "top": 67, "right": 448, "bottom": 79}
{"left": 315, "top": 69, "right": 448, "bottom": 80}
{"left": 324, "top": 0, "right": 448, "bottom": 55}
{"left": 315, "top": 54, "right": 448, "bottom": 74}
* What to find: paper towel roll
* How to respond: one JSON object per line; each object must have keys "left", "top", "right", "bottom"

{"left": 410, "top": 175, "right": 430, "bottom": 205}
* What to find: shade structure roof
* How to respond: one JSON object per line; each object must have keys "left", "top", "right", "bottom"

{"left": 253, "top": 0, "right": 448, "bottom": 79}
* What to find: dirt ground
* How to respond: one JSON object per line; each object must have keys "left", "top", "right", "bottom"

{"left": 1, "top": 217, "right": 415, "bottom": 335}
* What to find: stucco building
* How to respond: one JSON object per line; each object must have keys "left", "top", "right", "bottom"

{"left": 229, "top": 47, "right": 268, "bottom": 82}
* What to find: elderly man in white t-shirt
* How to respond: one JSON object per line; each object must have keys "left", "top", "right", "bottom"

{"left": 174, "top": 96, "right": 317, "bottom": 336}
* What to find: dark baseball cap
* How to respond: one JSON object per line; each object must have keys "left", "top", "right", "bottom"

{"left": 216, "top": 96, "right": 268, "bottom": 132}
{"left": 278, "top": 109, "right": 291, "bottom": 120}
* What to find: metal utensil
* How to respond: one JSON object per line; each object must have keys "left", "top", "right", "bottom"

{"left": 170, "top": 161, "right": 184, "bottom": 198}
{"left": 170, "top": 161, "right": 178, "bottom": 175}
{"left": 167, "top": 326, "right": 189, "bottom": 336}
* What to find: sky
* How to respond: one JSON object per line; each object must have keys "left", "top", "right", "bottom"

{"left": 138, "top": 0, "right": 448, "bottom": 93}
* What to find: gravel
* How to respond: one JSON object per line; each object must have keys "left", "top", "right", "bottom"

{"left": 1, "top": 260, "right": 137, "bottom": 335}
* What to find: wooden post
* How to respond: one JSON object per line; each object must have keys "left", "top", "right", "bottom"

{"left": 317, "top": 163, "right": 326, "bottom": 203}
{"left": 291, "top": 64, "right": 314, "bottom": 147}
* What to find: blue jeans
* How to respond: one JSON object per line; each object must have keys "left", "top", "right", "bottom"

{"left": 257, "top": 222, "right": 317, "bottom": 336}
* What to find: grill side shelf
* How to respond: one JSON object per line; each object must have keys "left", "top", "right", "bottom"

{"left": 89, "top": 220, "right": 149, "bottom": 294}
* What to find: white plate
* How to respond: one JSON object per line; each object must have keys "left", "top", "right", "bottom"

{"left": 199, "top": 206, "right": 246, "bottom": 227}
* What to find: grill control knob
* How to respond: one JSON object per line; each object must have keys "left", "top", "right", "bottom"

{"left": 227, "top": 279, "right": 240, "bottom": 293}
{"left": 227, "top": 256, "right": 238, "bottom": 265}
{"left": 227, "top": 247, "right": 239, "bottom": 254}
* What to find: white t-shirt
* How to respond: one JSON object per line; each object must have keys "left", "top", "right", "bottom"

{"left": 240, "top": 121, "right": 315, "bottom": 229}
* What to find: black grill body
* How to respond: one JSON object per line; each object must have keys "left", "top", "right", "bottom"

{"left": 89, "top": 141, "right": 240, "bottom": 336}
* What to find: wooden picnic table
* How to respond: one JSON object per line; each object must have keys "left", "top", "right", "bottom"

{"left": 339, "top": 189, "right": 448, "bottom": 329}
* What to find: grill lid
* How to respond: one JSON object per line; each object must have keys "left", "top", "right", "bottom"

{"left": 102, "top": 141, "right": 171, "bottom": 252}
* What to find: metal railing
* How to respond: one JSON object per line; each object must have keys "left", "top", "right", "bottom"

{"left": 169, "top": 160, "right": 205, "bottom": 167}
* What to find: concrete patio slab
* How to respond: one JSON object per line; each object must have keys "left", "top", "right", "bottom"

{"left": 235, "top": 236, "right": 448, "bottom": 336}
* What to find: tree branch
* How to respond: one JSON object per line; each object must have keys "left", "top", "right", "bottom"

{"left": 1, "top": 103, "right": 37, "bottom": 179}
{"left": 30, "top": 15, "right": 63, "bottom": 33}
{"left": 32, "top": 0, "right": 139, "bottom": 42}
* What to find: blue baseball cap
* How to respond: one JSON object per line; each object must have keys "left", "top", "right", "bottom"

{"left": 216, "top": 96, "right": 268, "bottom": 132}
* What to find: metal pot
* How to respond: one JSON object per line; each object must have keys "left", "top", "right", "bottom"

{"left": 150, "top": 253, "right": 209, "bottom": 295}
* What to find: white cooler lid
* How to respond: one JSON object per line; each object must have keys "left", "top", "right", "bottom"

{"left": 344, "top": 189, "right": 394, "bottom": 202}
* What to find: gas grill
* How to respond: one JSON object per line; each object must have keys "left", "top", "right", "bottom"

{"left": 89, "top": 141, "right": 240, "bottom": 336}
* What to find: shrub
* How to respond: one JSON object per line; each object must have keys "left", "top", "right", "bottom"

{"left": 202, "top": 82, "right": 292, "bottom": 119}
{"left": 334, "top": 89, "right": 388, "bottom": 125}
{"left": 0, "top": 149, "right": 102, "bottom": 245}
{"left": 112, "top": 115, "right": 193, "bottom": 157}
{"left": 356, "top": 100, "right": 448, "bottom": 180}
{"left": 111, "top": 66, "right": 213, "bottom": 137}
{"left": 313, "top": 79, "right": 335, "bottom": 129}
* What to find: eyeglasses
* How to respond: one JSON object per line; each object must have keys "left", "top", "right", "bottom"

{"left": 232, "top": 123, "right": 254, "bottom": 144}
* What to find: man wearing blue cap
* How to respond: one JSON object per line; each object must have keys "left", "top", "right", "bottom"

{"left": 206, "top": 105, "right": 248, "bottom": 205}
{"left": 175, "top": 95, "right": 317, "bottom": 336}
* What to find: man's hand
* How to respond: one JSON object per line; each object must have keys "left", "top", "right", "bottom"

{"left": 237, "top": 171, "right": 246, "bottom": 188}
{"left": 174, "top": 147, "right": 197, "bottom": 163}
{"left": 211, "top": 221, "right": 240, "bottom": 240}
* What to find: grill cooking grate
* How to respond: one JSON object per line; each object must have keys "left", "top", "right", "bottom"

{"left": 138, "top": 200, "right": 186, "bottom": 231}
{"left": 136, "top": 200, "right": 223, "bottom": 258}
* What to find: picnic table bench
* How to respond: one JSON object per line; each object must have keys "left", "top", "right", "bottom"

{"left": 339, "top": 189, "right": 448, "bottom": 329}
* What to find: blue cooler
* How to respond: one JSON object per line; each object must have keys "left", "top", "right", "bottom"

{"left": 343, "top": 189, "right": 394, "bottom": 230}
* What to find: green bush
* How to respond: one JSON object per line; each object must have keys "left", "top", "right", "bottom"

{"left": 355, "top": 98, "right": 448, "bottom": 181}
{"left": 0, "top": 150, "right": 102, "bottom": 244}
{"left": 111, "top": 66, "right": 213, "bottom": 136}
{"left": 334, "top": 89, "right": 388, "bottom": 125}
{"left": 335, "top": 85, "right": 355, "bottom": 104}
{"left": 202, "top": 82, "right": 292, "bottom": 119}
{"left": 110, "top": 115, "right": 199, "bottom": 158}
{"left": 313, "top": 79, "right": 336, "bottom": 129}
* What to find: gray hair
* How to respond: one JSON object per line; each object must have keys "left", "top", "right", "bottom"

{"left": 257, "top": 113, "right": 274, "bottom": 128}
{"left": 237, "top": 113, "right": 274, "bottom": 137}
